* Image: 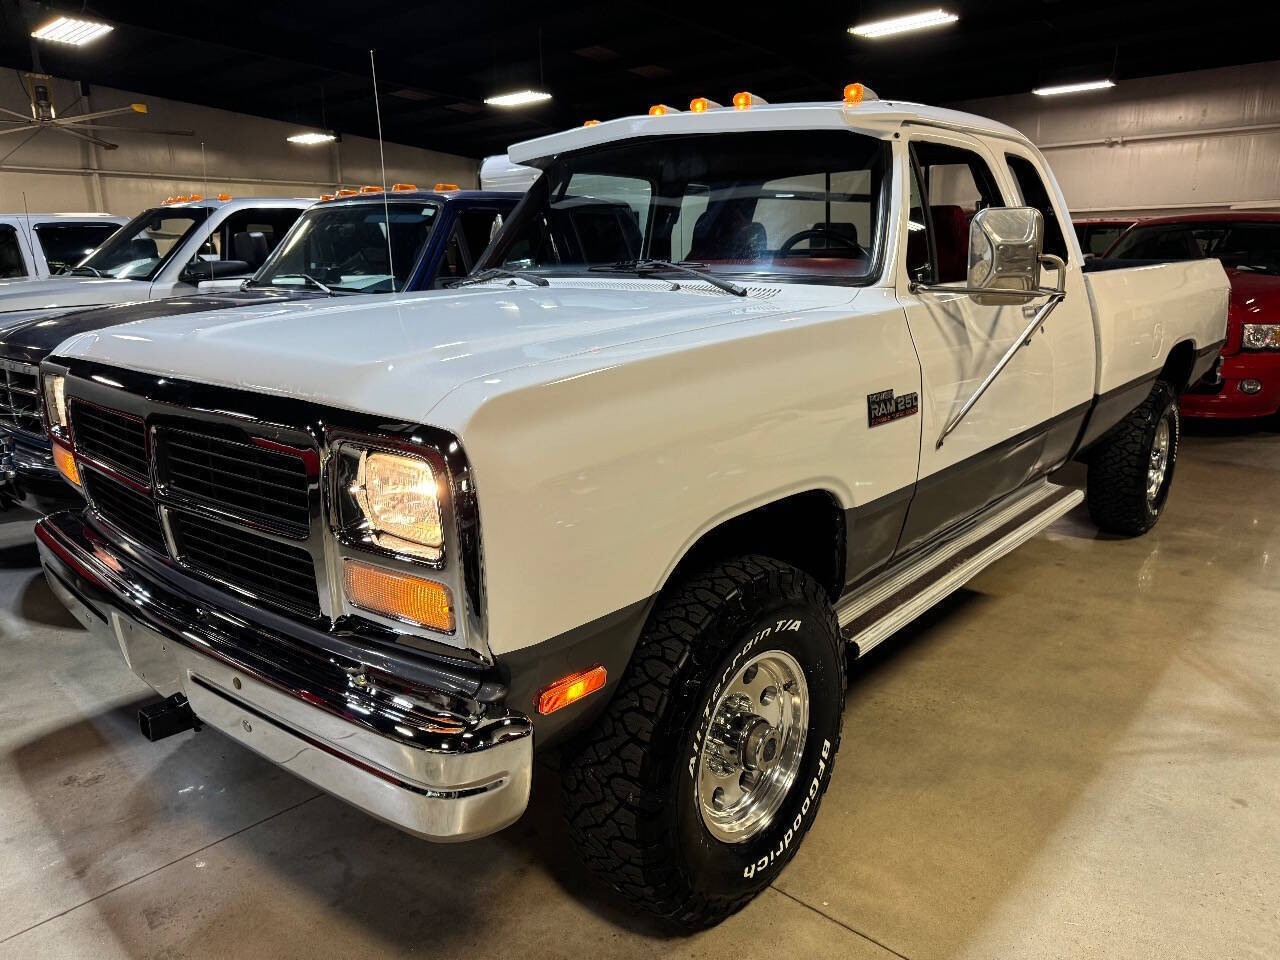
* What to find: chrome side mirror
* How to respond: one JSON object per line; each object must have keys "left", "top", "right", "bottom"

{"left": 967, "top": 206, "right": 1043, "bottom": 304}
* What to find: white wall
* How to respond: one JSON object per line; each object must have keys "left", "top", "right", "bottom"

{"left": 0, "top": 74, "right": 478, "bottom": 215}
{"left": 950, "top": 61, "right": 1280, "bottom": 217}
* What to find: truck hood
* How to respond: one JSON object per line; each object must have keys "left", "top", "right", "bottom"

{"left": 1224, "top": 268, "right": 1280, "bottom": 354}
{"left": 0, "top": 288, "right": 322, "bottom": 366}
{"left": 0, "top": 276, "right": 150, "bottom": 314}
{"left": 54, "top": 281, "right": 848, "bottom": 421}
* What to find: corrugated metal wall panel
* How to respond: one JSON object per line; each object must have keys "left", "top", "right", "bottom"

{"left": 951, "top": 61, "right": 1280, "bottom": 216}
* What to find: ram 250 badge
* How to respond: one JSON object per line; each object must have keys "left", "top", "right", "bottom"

{"left": 33, "top": 86, "right": 1227, "bottom": 928}
{"left": 0, "top": 187, "right": 520, "bottom": 512}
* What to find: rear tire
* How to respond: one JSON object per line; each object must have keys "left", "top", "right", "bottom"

{"left": 561, "top": 555, "right": 845, "bottom": 930}
{"left": 1086, "top": 378, "right": 1180, "bottom": 536}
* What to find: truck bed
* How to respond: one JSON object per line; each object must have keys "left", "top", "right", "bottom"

{"left": 1083, "top": 257, "right": 1229, "bottom": 397}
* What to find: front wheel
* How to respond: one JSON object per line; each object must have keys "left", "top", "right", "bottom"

{"left": 561, "top": 555, "right": 845, "bottom": 929}
{"left": 1086, "top": 378, "right": 1180, "bottom": 536}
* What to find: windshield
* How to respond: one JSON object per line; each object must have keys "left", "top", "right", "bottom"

{"left": 35, "top": 222, "right": 121, "bottom": 274}
{"left": 1108, "top": 220, "right": 1280, "bottom": 275}
{"left": 72, "top": 208, "right": 209, "bottom": 280}
{"left": 251, "top": 201, "right": 439, "bottom": 293}
{"left": 480, "top": 130, "right": 889, "bottom": 285}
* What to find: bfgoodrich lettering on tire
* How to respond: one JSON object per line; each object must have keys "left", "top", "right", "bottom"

{"left": 1086, "top": 378, "right": 1180, "bottom": 536}
{"left": 562, "top": 554, "right": 845, "bottom": 929}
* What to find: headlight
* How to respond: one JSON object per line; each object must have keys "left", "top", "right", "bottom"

{"left": 43, "top": 373, "right": 67, "bottom": 430}
{"left": 332, "top": 443, "right": 444, "bottom": 561}
{"left": 1242, "top": 324, "right": 1280, "bottom": 350}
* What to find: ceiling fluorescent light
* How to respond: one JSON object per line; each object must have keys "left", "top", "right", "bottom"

{"left": 849, "top": 8, "right": 957, "bottom": 38}
{"left": 287, "top": 132, "right": 337, "bottom": 145}
{"left": 1033, "top": 79, "right": 1115, "bottom": 96}
{"left": 31, "top": 15, "right": 114, "bottom": 45}
{"left": 484, "top": 90, "right": 552, "bottom": 108}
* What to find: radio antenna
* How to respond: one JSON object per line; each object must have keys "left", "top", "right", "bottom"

{"left": 369, "top": 49, "right": 396, "bottom": 290}
{"left": 201, "top": 140, "right": 213, "bottom": 281}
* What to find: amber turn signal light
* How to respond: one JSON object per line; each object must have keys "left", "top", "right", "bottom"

{"left": 52, "top": 441, "right": 79, "bottom": 488}
{"left": 343, "top": 559, "right": 454, "bottom": 633}
{"left": 537, "top": 666, "right": 607, "bottom": 715}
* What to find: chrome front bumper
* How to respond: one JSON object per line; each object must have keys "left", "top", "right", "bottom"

{"left": 36, "top": 511, "right": 533, "bottom": 842}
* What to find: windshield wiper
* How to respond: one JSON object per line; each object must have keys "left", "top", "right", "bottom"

{"left": 67, "top": 265, "right": 105, "bottom": 278}
{"left": 263, "top": 273, "right": 335, "bottom": 294}
{"left": 450, "top": 267, "right": 549, "bottom": 288}
{"left": 590, "top": 260, "right": 747, "bottom": 297}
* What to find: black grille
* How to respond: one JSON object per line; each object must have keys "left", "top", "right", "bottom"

{"left": 71, "top": 402, "right": 149, "bottom": 480}
{"left": 169, "top": 511, "right": 320, "bottom": 616}
{"left": 0, "top": 361, "right": 43, "bottom": 434}
{"left": 84, "top": 470, "right": 166, "bottom": 553}
{"left": 158, "top": 429, "right": 310, "bottom": 533}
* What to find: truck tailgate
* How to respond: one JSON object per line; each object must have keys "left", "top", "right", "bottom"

{"left": 1083, "top": 259, "right": 1229, "bottom": 394}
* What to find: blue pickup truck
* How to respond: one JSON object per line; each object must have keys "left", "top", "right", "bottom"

{"left": 0, "top": 187, "right": 523, "bottom": 512}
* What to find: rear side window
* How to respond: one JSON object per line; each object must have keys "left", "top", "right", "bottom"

{"left": 0, "top": 225, "right": 26, "bottom": 278}
{"left": 1005, "top": 154, "right": 1069, "bottom": 260}
{"left": 33, "top": 222, "right": 120, "bottom": 274}
{"left": 911, "top": 140, "right": 1007, "bottom": 283}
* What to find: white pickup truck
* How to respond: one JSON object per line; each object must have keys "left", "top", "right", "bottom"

{"left": 0, "top": 212, "right": 127, "bottom": 279}
{"left": 34, "top": 91, "right": 1227, "bottom": 929}
{"left": 0, "top": 196, "right": 312, "bottom": 315}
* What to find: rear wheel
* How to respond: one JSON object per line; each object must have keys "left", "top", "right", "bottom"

{"left": 561, "top": 555, "right": 845, "bottom": 929}
{"left": 1086, "top": 379, "right": 1180, "bottom": 535}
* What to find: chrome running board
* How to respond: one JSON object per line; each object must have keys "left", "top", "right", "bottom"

{"left": 837, "top": 481, "right": 1084, "bottom": 657}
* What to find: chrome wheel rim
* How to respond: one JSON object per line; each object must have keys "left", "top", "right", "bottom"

{"left": 697, "top": 650, "right": 808, "bottom": 844}
{"left": 1147, "top": 418, "right": 1171, "bottom": 506}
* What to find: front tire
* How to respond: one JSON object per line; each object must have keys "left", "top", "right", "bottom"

{"left": 1087, "top": 378, "right": 1180, "bottom": 536}
{"left": 562, "top": 555, "right": 845, "bottom": 929}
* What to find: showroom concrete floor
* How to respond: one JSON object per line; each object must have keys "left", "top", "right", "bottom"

{"left": 0, "top": 425, "right": 1277, "bottom": 960}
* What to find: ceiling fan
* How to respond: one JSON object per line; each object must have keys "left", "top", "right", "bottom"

{"left": 0, "top": 71, "right": 194, "bottom": 150}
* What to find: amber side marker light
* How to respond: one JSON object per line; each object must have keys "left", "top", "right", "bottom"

{"left": 433, "top": 182, "right": 459, "bottom": 191}
{"left": 649, "top": 104, "right": 680, "bottom": 116}
{"left": 52, "top": 442, "right": 79, "bottom": 488}
{"left": 583, "top": 119, "right": 600, "bottom": 126}
{"left": 689, "top": 96, "right": 721, "bottom": 113}
{"left": 538, "top": 666, "right": 607, "bottom": 715}
{"left": 732, "top": 91, "right": 767, "bottom": 110}
{"left": 392, "top": 183, "right": 417, "bottom": 191}
{"left": 343, "top": 559, "right": 454, "bottom": 633}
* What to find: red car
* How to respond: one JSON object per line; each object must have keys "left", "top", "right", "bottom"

{"left": 1073, "top": 217, "right": 1138, "bottom": 258}
{"left": 1105, "top": 212, "right": 1280, "bottom": 420}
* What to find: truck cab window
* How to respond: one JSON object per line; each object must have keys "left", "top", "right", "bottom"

{"left": 0, "top": 226, "right": 25, "bottom": 278}
{"left": 906, "top": 161, "right": 933, "bottom": 283}
{"left": 910, "top": 141, "right": 1005, "bottom": 282}
{"left": 1005, "top": 154, "right": 1069, "bottom": 260}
